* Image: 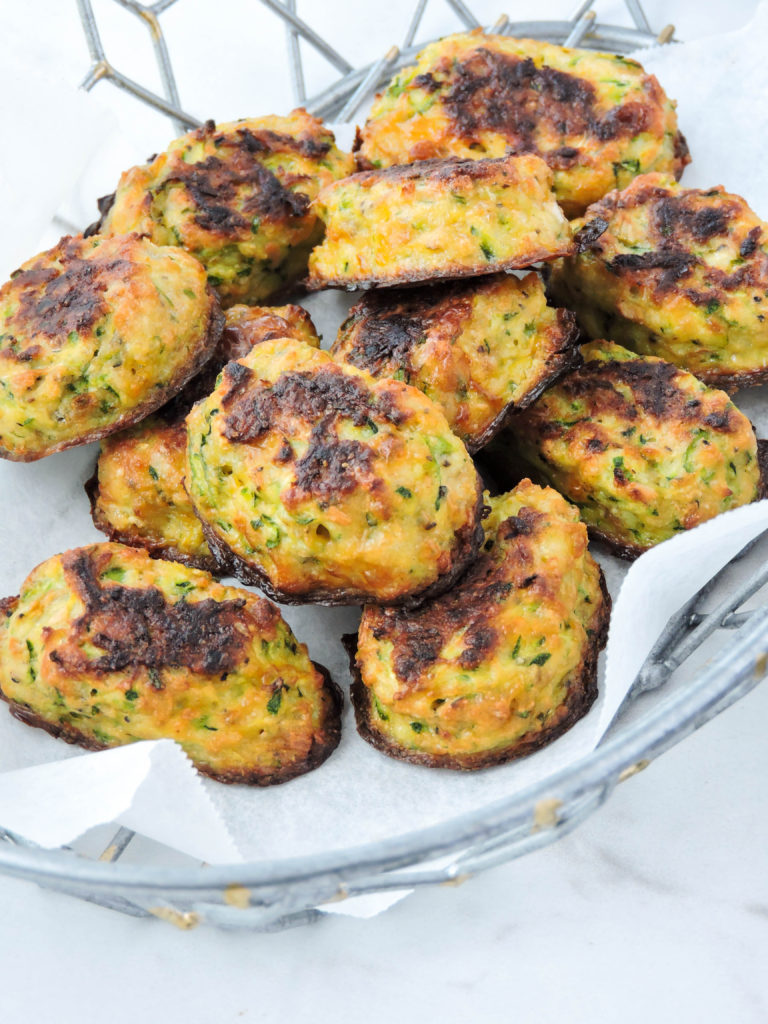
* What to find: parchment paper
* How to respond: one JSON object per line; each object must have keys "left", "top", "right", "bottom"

{"left": 1, "top": 5, "right": 767, "bottom": 868}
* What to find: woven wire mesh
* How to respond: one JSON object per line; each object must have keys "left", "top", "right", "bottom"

{"left": 74, "top": 0, "right": 675, "bottom": 129}
{"left": 2, "top": 0, "right": 766, "bottom": 932}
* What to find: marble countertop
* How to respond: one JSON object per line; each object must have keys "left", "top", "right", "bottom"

{"left": 1, "top": 1, "right": 767, "bottom": 1020}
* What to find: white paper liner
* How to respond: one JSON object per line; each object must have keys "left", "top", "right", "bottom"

{"left": 0, "top": 740, "right": 240, "bottom": 864}
{"left": 0, "top": 5, "right": 767, "bottom": 908}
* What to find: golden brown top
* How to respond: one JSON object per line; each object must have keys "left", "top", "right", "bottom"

{"left": 99, "top": 110, "right": 355, "bottom": 305}
{"left": 330, "top": 273, "right": 578, "bottom": 451}
{"left": 0, "top": 543, "right": 341, "bottom": 784}
{"left": 355, "top": 32, "right": 688, "bottom": 216}
{"left": 511, "top": 339, "right": 760, "bottom": 555}
{"left": 185, "top": 339, "right": 483, "bottom": 606}
{"left": 549, "top": 174, "right": 768, "bottom": 384}
{"left": 88, "top": 417, "right": 217, "bottom": 572}
{"left": 0, "top": 232, "right": 220, "bottom": 461}
{"left": 221, "top": 303, "right": 319, "bottom": 361}
{"left": 352, "top": 481, "right": 608, "bottom": 767}
{"left": 572, "top": 174, "right": 768, "bottom": 301}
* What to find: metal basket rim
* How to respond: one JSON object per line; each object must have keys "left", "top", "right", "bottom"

{"left": 1, "top": 605, "right": 766, "bottom": 894}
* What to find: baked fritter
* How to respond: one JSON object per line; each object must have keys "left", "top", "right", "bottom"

{"left": 307, "top": 154, "right": 572, "bottom": 290}
{"left": 185, "top": 338, "right": 484, "bottom": 606}
{"left": 0, "top": 543, "right": 342, "bottom": 785}
{"left": 355, "top": 32, "right": 688, "bottom": 217}
{"left": 349, "top": 480, "right": 609, "bottom": 769}
{"left": 96, "top": 111, "right": 354, "bottom": 307}
{"left": 508, "top": 340, "right": 761, "bottom": 558}
{"left": 87, "top": 418, "right": 218, "bottom": 573}
{"left": 548, "top": 174, "right": 768, "bottom": 387}
{"left": 0, "top": 233, "right": 221, "bottom": 462}
{"left": 88, "top": 304, "right": 320, "bottom": 569}
{"left": 219, "top": 303, "right": 319, "bottom": 357}
{"left": 330, "top": 273, "right": 579, "bottom": 452}
{"left": 174, "top": 301, "right": 321, "bottom": 410}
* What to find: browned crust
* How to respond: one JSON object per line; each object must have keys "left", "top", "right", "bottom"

{"left": 354, "top": 47, "right": 689, "bottom": 193}
{"left": 757, "top": 439, "right": 768, "bottom": 499}
{"left": 84, "top": 191, "right": 116, "bottom": 238}
{"left": 344, "top": 568, "right": 610, "bottom": 770}
{"left": 465, "top": 308, "right": 582, "bottom": 453}
{"left": 84, "top": 468, "right": 226, "bottom": 576}
{"left": 581, "top": 526, "right": 648, "bottom": 562}
{"left": 0, "top": 657, "right": 343, "bottom": 787}
{"left": 197, "top": 477, "right": 485, "bottom": 608}
{"left": 194, "top": 661, "right": 343, "bottom": 786}
{"left": 0, "top": 289, "right": 225, "bottom": 463}
{"left": 695, "top": 365, "right": 768, "bottom": 390}
{"left": 332, "top": 156, "right": 511, "bottom": 188}
{"left": 568, "top": 180, "right": 768, "bottom": 389}
{"left": 334, "top": 283, "right": 581, "bottom": 453}
{"left": 480, "top": 439, "right": 651, "bottom": 560}
{"left": 306, "top": 251, "right": 574, "bottom": 292}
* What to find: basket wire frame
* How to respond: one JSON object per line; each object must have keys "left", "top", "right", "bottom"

{"left": 4, "top": 0, "right": 762, "bottom": 931}
{"left": 75, "top": 0, "right": 676, "bottom": 129}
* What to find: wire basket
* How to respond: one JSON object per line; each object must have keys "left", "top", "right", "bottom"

{"left": 2, "top": 0, "right": 767, "bottom": 932}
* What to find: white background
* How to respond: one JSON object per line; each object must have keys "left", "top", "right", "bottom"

{"left": 1, "top": 1, "right": 767, "bottom": 1021}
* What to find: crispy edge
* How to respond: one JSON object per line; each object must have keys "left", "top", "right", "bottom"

{"left": 675, "top": 366, "right": 768, "bottom": 392}
{"left": 0, "top": 647, "right": 343, "bottom": 787}
{"left": 84, "top": 467, "right": 226, "bottom": 576}
{"left": 196, "top": 477, "right": 485, "bottom": 608}
{"left": 306, "top": 248, "right": 574, "bottom": 292}
{"left": 0, "top": 288, "right": 225, "bottom": 463}
{"left": 84, "top": 191, "right": 116, "bottom": 238}
{"left": 343, "top": 566, "right": 610, "bottom": 770}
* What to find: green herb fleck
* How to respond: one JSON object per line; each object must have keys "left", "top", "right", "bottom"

{"left": 612, "top": 158, "right": 640, "bottom": 179}
{"left": 373, "top": 693, "right": 389, "bottom": 721}
{"left": 101, "top": 566, "right": 126, "bottom": 582}
{"left": 267, "top": 687, "right": 284, "bottom": 715}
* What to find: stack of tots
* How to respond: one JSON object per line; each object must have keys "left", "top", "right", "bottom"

{"left": 0, "top": 29, "right": 765, "bottom": 780}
